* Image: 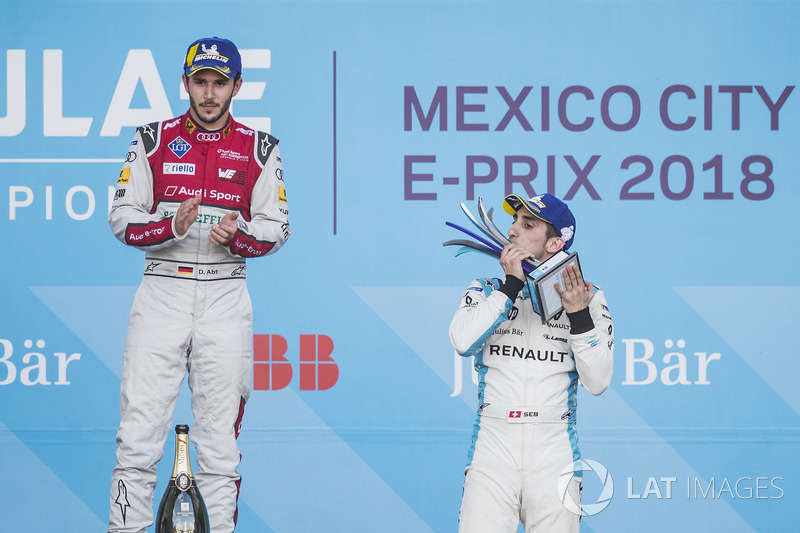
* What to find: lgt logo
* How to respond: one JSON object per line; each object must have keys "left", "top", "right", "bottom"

{"left": 168, "top": 137, "right": 191, "bottom": 159}
{"left": 253, "top": 334, "right": 339, "bottom": 391}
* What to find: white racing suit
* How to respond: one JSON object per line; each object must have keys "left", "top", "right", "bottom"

{"left": 108, "top": 112, "right": 290, "bottom": 533}
{"left": 450, "top": 275, "right": 613, "bottom": 532}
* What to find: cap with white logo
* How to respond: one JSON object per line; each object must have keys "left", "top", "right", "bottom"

{"left": 503, "top": 193, "right": 576, "bottom": 249}
{"left": 184, "top": 37, "right": 242, "bottom": 79}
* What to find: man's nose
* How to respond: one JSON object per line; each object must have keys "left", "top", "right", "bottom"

{"left": 507, "top": 224, "right": 517, "bottom": 238}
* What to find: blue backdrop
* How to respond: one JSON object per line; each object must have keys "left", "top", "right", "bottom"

{"left": 1, "top": 1, "right": 797, "bottom": 531}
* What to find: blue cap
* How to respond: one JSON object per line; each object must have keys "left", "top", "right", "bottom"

{"left": 184, "top": 37, "right": 242, "bottom": 79}
{"left": 503, "top": 193, "right": 576, "bottom": 249}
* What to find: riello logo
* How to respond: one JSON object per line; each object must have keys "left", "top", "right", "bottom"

{"left": 253, "top": 334, "right": 339, "bottom": 391}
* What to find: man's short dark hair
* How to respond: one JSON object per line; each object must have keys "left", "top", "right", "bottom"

{"left": 544, "top": 221, "right": 559, "bottom": 242}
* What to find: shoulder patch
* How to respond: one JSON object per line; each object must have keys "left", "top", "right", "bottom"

{"left": 470, "top": 277, "right": 501, "bottom": 297}
{"left": 481, "top": 278, "right": 502, "bottom": 291}
{"left": 137, "top": 121, "right": 161, "bottom": 155}
{"left": 255, "top": 131, "right": 279, "bottom": 167}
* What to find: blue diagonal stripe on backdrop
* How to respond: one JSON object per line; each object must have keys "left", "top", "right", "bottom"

{"left": 352, "top": 286, "right": 474, "bottom": 403}
{"left": 674, "top": 286, "right": 800, "bottom": 416}
{"left": 241, "top": 387, "right": 436, "bottom": 532}
{"left": 30, "top": 285, "right": 135, "bottom": 377}
{"left": 0, "top": 420, "right": 108, "bottom": 533}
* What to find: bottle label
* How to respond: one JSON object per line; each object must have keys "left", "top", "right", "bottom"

{"left": 172, "top": 492, "right": 196, "bottom": 531}
{"left": 175, "top": 472, "right": 192, "bottom": 492}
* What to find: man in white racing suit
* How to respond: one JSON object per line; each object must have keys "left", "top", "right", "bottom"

{"left": 107, "top": 37, "right": 290, "bottom": 533}
{"left": 450, "top": 193, "right": 613, "bottom": 532}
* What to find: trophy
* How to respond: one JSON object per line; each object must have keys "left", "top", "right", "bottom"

{"left": 443, "top": 197, "right": 541, "bottom": 272}
{"left": 445, "top": 197, "right": 581, "bottom": 323}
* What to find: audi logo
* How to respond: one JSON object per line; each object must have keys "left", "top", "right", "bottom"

{"left": 197, "top": 132, "right": 221, "bottom": 141}
{"left": 125, "top": 151, "right": 136, "bottom": 163}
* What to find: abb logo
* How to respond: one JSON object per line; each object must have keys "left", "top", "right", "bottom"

{"left": 253, "top": 334, "right": 339, "bottom": 391}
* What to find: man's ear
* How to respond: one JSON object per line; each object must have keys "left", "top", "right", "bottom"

{"left": 182, "top": 74, "right": 190, "bottom": 93}
{"left": 546, "top": 236, "right": 565, "bottom": 254}
{"left": 231, "top": 77, "right": 243, "bottom": 98}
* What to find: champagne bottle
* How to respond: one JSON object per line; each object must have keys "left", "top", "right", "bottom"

{"left": 156, "top": 425, "right": 210, "bottom": 533}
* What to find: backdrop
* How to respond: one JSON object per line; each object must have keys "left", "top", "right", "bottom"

{"left": 1, "top": 1, "right": 797, "bottom": 531}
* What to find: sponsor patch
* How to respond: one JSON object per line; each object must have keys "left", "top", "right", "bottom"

{"left": 164, "top": 163, "right": 196, "bottom": 175}
{"left": 217, "top": 149, "right": 249, "bottom": 162}
{"left": 218, "top": 168, "right": 237, "bottom": 180}
{"left": 197, "top": 132, "right": 221, "bottom": 142}
{"left": 178, "top": 266, "right": 194, "bottom": 275}
{"left": 117, "top": 168, "right": 130, "bottom": 184}
{"left": 168, "top": 137, "right": 192, "bottom": 159}
{"left": 217, "top": 167, "right": 246, "bottom": 185}
{"left": 140, "top": 124, "right": 157, "bottom": 142}
{"left": 278, "top": 186, "right": 287, "bottom": 203}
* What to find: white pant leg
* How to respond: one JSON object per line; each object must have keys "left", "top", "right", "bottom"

{"left": 189, "top": 282, "right": 253, "bottom": 533}
{"left": 109, "top": 281, "right": 192, "bottom": 532}
{"left": 459, "top": 418, "right": 523, "bottom": 533}
{"left": 520, "top": 423, "right": 581, "bottom": 533}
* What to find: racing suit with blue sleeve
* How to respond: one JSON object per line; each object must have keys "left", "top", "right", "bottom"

{"left": 450, "top": 274, "right": 613, "bottom": 533}
{"left": 107, "top": 112, "right": 290, "bottom": 533}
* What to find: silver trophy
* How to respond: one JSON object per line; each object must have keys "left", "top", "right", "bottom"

{"left": 444, "top": 197, "right": 541, "bottom": 273}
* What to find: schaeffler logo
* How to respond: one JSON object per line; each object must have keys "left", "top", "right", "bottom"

{"left": 253, "top": 334, "right": 339, "bottom": 391}
{"left": 558, "top": 459, "right": 614, "bottom": 516}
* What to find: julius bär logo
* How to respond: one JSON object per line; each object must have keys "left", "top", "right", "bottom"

{"left": 253, "top": 334, "right": 339, "bottom": 391}
{"left": 0, "top": 338, "right": 81, "bottom": 386}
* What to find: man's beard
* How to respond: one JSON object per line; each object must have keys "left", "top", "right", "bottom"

{"left": 189, "top": 94, "right": 233, "bottom": 129}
